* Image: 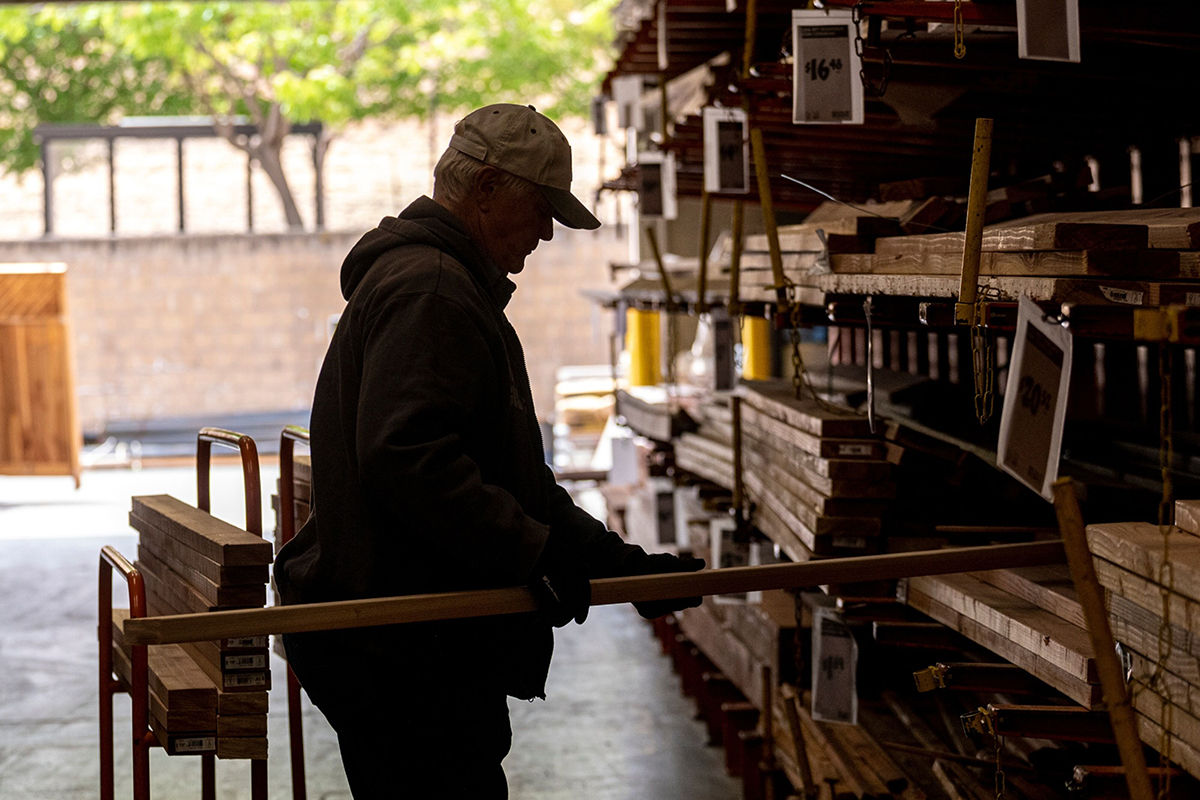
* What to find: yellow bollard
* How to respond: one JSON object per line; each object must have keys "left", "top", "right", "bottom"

{"left": 741, "top": 315, "right": 771, "bottom": 380}
{"left": 627, "top": 308, "right": 662, "bottom": 386}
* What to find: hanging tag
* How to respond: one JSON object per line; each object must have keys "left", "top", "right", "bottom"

{"left": 657, "top": 1, "right": 669, "bottom": 72}
{"left": 611, "top": 74, "right": 646, "bottom": 131}
{"left": 792, "top": 10, "right": 863, "bottom": 125}
{"left": 1016, "top": 0, "right": 1080, "bottom": 63}
{"left": 812, "top": 606, "right": 858, "bottom": 724}
{"left": 997, "top": 295, "right": 1073, "bottom": 501}
{"left": 702, "top": 107, "right": 750, "bottom": 194}
{"left": 637, "top": 151, "right": 677, "bottom": 220}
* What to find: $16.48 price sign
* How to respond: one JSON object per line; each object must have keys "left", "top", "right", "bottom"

{"left": 792, "top": 10, "right": 863, "bottom": 125}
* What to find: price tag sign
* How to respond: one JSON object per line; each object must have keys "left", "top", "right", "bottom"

{"left": 1017, "top": 0, "right": 1080, "bottom": 63}
{"left": 812, "top": 606, "right": 857, "bottom": 724}
{"left": 637, "top": 151, "right": 677, "bottom": 220}
{"left": 703, "top": 107, "right": 749, "bottom": 194}
{"left": 997, "top": 295, "right": 1073, "bottom": 501}
{"left": 792, "top": 10, "right": 863, "bottom": 125}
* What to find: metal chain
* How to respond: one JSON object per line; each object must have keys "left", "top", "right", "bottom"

{"left": 994, "top": 731, "right": 1007, "bottom": 800}
{"left": 953, "top": 0, "right": 967, "bottom": 59}
{"left": 970, "top": 286, "right": 999, "bottom": 424}
{"left": 851, "top": 3, "right": 892, "bottom": 98}
{"left": 1154, "top": 344, "right": 1176, "bottom": 798}
{"left": 782, "top": 280, "right": 856, "bottom": 416}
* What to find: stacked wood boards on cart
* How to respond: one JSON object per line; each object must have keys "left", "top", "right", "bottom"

{"left": 126, "top": 495, "right": 273, "bottom": 759}
{"left": 737, "top": 380, "right": 892, "bottom": 561}
{"left": 1085, "top": 499, "right": 1200, "bottom": 778}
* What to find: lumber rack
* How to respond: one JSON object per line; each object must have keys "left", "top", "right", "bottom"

{"left": 99, "top": 428, "right": 270, "bottom": 800}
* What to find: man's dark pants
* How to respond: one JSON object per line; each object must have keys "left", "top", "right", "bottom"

{"left": 284, "top": 633, "right": 512, "bottom": 799}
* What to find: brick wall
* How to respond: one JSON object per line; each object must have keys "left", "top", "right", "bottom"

{"left": 0, "top": 227, "right": 621, "bottom": 435}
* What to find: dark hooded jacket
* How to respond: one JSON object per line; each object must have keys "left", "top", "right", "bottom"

{"left": 274, "top": 197, "right": 639, "bottom": 700}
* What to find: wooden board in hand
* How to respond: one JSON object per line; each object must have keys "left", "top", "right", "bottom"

{"left": 130, "top": 495, "right": 273, "bottom": 566}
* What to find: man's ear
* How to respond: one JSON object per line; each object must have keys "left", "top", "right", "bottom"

{"left": 473, "top": 166, "right": 500, "bottom": 212}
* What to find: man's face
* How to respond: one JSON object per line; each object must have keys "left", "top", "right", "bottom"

{"left": 478, "top": 183, "right": 555, "bottom": 275}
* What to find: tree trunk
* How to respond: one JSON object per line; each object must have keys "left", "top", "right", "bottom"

{"left": 254, "top": 141, "right": 305, "bottom": 230}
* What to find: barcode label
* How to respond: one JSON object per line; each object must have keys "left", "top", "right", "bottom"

{"left": 224, "top": 672, "right": 268, "bottom": 688}
{"left": 174, "top": 736, "right": 216, "bottom": 753}
{"left": 833, "top": 536, "right": 868, "bottom": 549}
{"left": 223, "top": 655, "right": 267, "bottom": 670}
{"left": 225, "top": 637, "right": 268, "bottom": 649}
{"left": 1100, "top": 286, "right": 1145, "bottom": 305}
{"left": 837, "top": 443, "right": 873, "bottom": 456}
{"left": 1186, "top": 292, "right": 1200, "bottom": 307}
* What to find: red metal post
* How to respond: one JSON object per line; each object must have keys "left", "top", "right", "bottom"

{"left": 280, "top": 425, "right": 311, "bottom": 800}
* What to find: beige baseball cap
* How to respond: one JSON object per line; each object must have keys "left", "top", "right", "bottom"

{"left": 447, "top": 103, "right": 600, "bottom": 231}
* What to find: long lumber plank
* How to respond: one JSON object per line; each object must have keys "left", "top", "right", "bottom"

{"left": 130, "top": 495, "right": 273, "bottom": 566}
{"left": 737, "top": 380, "right": 874, "bottom": 439}
{"left": 1094, "top": 558, "right": 1200, "bottom": 649}
{"left": 1178, "top": 501, "right": 1200, "bottom": 536}
{"left": 1086, "top": 523, "right": 1200, "bottom": 606}
{"left": 744, "top": 432, "right": 895, "bottom": 499}
{"left": 832, "top": 249, "right": 1200, "bottom": 279}
{"left": 744, "top": 463, "right": 882, "bottom": 539}
{"left": 1136, "top": 714, "right": 1200, "bottom": 781}
{"left": 905, "top": 588, "right": 1102, "bottom": 709}
{"left": 743, "top": 469, "right": 876, "bottom": 556}
{"left": 749, "top": 500, "right": 816, "bottom": 564}
{"left": 873, "top": 220, "right": 1148, "bottom": 256}
{"left": 745, "top": 448, "right": 891, "bottom": 516}
{"left": 909, "top": 573, "right": 1098, "bottom": 683}
{"left": 123, "top": 541, "right": 1066, "bottom": 645}
{"left": 971, "top": 565, "right": 1085, "bottom": 629}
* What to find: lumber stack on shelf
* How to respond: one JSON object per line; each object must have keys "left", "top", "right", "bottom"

{"left": 1084, "top": 501, "right": 1200, "bottom": 778}
{"left": 673, "top": 393, "right": 735, "bottom": 490}
{"left": 616, "top": 386, "right": 698, "bottom": 443}
{"left": 126, "top": 494, "right": 273, "bottom": 760}
{"left": 737, "top": 380, "right": 892, "bottom": 561}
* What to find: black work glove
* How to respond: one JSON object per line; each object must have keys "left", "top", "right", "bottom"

{"left": 528, "top": 532, "right": 591, "bottom": 627}
{"left": 623, "top": 551, "right": 706, "bottom": 619}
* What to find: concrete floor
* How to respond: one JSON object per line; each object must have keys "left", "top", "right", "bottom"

{"left": 0, "top": 466, "right": 738, "bottom": 799}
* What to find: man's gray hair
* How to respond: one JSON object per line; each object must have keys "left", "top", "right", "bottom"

{"left": 433, "top": 148, "right": 539, "bottom": 207}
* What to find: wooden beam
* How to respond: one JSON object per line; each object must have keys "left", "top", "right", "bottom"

{"left": 123, "top": 540, "right": 1066, "bottom": 645}
{"left": 1052, "top": 479, "right": 1154, "bottom": 800}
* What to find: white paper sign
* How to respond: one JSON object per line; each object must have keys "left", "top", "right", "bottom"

{"left": 1017, "top": 0, "right": 1080, "bottom": 63}
{"left": 997, "top": 295, "right": 1073, "bottom": 501}
{"left": 611, "top": 74, "right": 645, "bottom": 131}
{"left": 792, "top": 10, "right": 863, "bottom": 125}
{"left": 638, "top": 151, "right": 677, "bottom": 220}
{"left": 812, "top": 606, "right": 857, "bottom": 724}
{"left": 702, "top": 107, "right": 749, "bottom": 194}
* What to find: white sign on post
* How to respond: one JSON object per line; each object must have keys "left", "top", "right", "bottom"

{"left": 702, "top": 107, "right": 750, "bottom": 194}
{"left": 792, "top": 10, "right": 863, "bottom": 125}
{"left": 812, "top": 606, "right": 857, "bottom": 724}
{"left": 997, "top": 295, "right": 1073, "bottom": 501}
{"left": 1017, "top": 0, "right": 1080, "bottom": 63}
{"left": 637, "top": 151, "right": 677, "bottom": 220}
{"left": 611, "top": 74, "right": 645, "bottom": 131}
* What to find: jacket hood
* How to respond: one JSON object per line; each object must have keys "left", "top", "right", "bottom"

{"left": 339, "top": 196, "right": 515, "bottom": 306}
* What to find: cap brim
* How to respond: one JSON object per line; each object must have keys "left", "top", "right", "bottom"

{"left": 539, "top": 185, "right": 601, "bottom": 230}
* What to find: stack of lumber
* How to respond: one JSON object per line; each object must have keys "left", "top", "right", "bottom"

{"left": 737, "top": 380, "right": 892, "bottom": 561}
{"left": 127, "top": 495, "right": 274, "bottom": 760}
{"left": 616, "top": 386, "right": 698, "bottom": 443}
{"left": 739, "top": 207, "right": 1200, "bottom": 307}
{"left": 674, "top": 393, "right": 735, "bottom": 489}
{"left": 903, "top": 566, "right": 1102, "bottom": 712}
{"left": 1085, "top": 499, "right": 1200, "bottom": 779}
{"left": 110, "top": 609, "right": 217, "bottom": 756}
{"left": 772, "top": 685, "right": 924, "bottom": 800}
{"left": 272, "top": 453, "right": 312, "bottom": 554}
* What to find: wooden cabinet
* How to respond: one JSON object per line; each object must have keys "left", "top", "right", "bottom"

{"left": 0, "top": 263, "right": 80, "bottom": 486}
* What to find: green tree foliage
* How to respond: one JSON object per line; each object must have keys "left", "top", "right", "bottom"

{"left": 0, "top": 0, "right": 614, "bottom": 228}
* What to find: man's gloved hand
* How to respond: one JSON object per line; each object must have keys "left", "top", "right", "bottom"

{"left": 624, "top": 551, "right": 706, "bottom": 619}
{"left": 528, "top": 532, "right": 591, "bottom": 627}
